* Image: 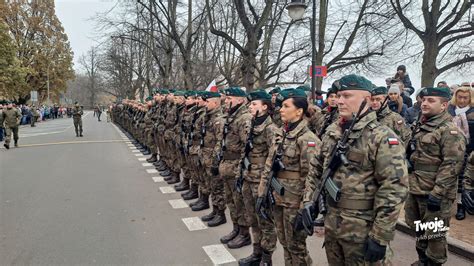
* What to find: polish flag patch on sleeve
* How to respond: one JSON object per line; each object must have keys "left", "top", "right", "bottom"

{"left": 388, "top": 137, "right": 399, "bottom": 145}
{"left": 308, "top": 141, "right": 316, "bottom": 147}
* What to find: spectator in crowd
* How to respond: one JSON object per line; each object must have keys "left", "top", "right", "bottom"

{"left": 0, "top": 104, "right": 4, "bottom": 142}
{"left": 450, "top": 84, "right": 459, "bottom": 96}
{"left": 387, "top": 83, "right": 408, "bottom": 119}
{"left": 393, "top": 65, "right": 415, "bottom": 95}
{"left": 406, "top": 88, "right": 423, "bottom": 125}
{"left": 389, "top": 79, "right": 413, "bottom": 108}
{"left": 448, "top": 83, "right": 474, "bottom": 220}
{"left": 437, "top": 80, "right": 449, "bottom": 88}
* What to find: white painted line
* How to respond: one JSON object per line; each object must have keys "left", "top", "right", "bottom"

{"left": 138, "top": 158, "right": 147, "bottom": 161}
{"left": 169, "top": 199, "right": 189, "bottom": 209}
{"left": 152, "top": 176, "right": 164, "bottom": 183}
{"left": 146, "top": 169, "right": 158, "bottom": 174}
{"left": 127, "top": 144, "right": 134, "bottom": 146}
{"left": 125, "top": 142, "right": 132, "bottom": 144}
{"left": 202, "top": 244, "right": 236, "bottom": 265}
{"left": 135, "top": 154, "right": 144, "bottom": 157}
{"left": 159, "top": 186, "right": 176, "bottom": 194}
{"left": 142, "top": 163, "right": 153, "bottom": 167}
{"left": 182, "top": 217, "right": 207, "bottom": 231}
{"left": 132, "top": 150, "right": 140, "bottom": 153}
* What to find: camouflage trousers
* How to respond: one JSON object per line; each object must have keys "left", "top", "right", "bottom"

{"left": 405, "top": 193, "right": 452, "bottom": 264}
{"left": 273, "top": 205, "right": 311, "bottom": 265}
{"left": 201, "top": 151, "right": 225, "bottom": 210}
{"left": 144, "top": 126, "right": 156, "bottom": 153}
{"left": 220, "top": 159, "right": 249, "bottom": 227}
{"left": 187, "top": 153, "right": 202, "bottom": 186}
{"left": 324, "top": 207, "right": 393, "bottom": 266}
{"left": 4, "top": 125, "right": 19, "bottom": 145}
{"left": 73, "top": 118, "right": 82, "bottom": 135}
{"left": 242, "top": 181, "right": 277, "bottom": 252}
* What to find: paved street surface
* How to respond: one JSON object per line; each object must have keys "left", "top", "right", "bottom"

{"left": 0, "top": 113, "right": 471, "bottom": 265}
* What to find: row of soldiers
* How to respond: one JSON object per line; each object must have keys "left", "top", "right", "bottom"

{"left": 112, "top": 74, "right": 474, "bottom": 266}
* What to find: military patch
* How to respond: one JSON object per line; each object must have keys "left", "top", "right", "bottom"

{"left": 397, "top": 120, "right": 403, "bottom": 125}
{"left": 450, "top": 130, "right": 458, "bottom": 135}
{"left": 388, "top": 137, "right": 399, "bottom": 145}
{"left": 307, "top": 141, "right": 316, "bottom": 147}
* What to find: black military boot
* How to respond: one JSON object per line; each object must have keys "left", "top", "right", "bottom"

{"left": 189, "top": 194, "right": 203, "bottom": 207}
{"left": 411, "top": 248, "right": 428, "bottom": 266}
{"left": 455, "top": 203, "right": 466, "bottom": 220}
{"left": 426, "top": 258, "right": 442, "bottom": 266}
{"left": 174, "top": 178, "right": 190, "bottom": 191}
{"left": 79, "top": 133, "right": 83, "bottom": 137}
{"left": 227, "top": 226, "right": 251, "bottom": 249}
{"left": 166, "top": 172, "right": 180, "bottom": 185}
{"left": 191, "top": 194, "right": 209, "bottom": 211}
{"left": 157, "top": 163, "right": 168, "bottom": 171}
{"left": 154, "top": 160, "right": 165, "bottom": 167}
{"left": 4, "top": 143, "right": 10, "bottom": 149}
{"left": 182, "top": 185, "right": 199, "bottom": 200}
{"left": 238, "top": 244, "right": 262, "bottom": 266}
{"left": 207, "top": 210, "right": 227, "bottom": 227}
{"left": 160, "top": 169, "right": 172, "bottom": 177}
{"left": 201, "top": 207, "right": 217, "bottom": 222}
{"left": 142, "top": 149, "right": 151, "bottom": 155}
{"left": 147, "top": 154, "right": 158, "bottom": 163}
{"left": 14, "top": 140, "right": 18, "bottom": 147}
{"left": 259, "top": 250, "right": 272, "bottom": 266}
{"left": 220, "top": 224, "right": 240, "bottom": 244}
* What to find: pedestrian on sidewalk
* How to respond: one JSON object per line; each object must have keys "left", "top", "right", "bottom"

{"left": 2, "top": 102, "right": 21, "bottom": 149}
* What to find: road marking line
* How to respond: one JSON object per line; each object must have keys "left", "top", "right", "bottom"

{"left": 142, "top": 163, "right": 153, "bottom": 167}
{"left": 138, "top": 158, "right": 147, "bottom": 161}
{"left": 182, "top": 217, "right": 207, "bottom": 231}
{"left": 11, "top": 140, "right": 126, "bottom": 148}
{"left": 202, "top": 244, "right": 236, "bottom": 265}
{"left": 169, "top": 199, "right": 189, "bottom": 209}
{"left": 159, "top": 186, "right": 176, "bottom": 194}
{"left": 132, "top": 150, "right": 140, "bottom": 153}
{"left": 146, "top": 169, "right": 158, "bottom": 174}
{"left": 135, "top": 154, "right": 144, "bottom": 157}
{"left": 152, "top": 176, "right": 164, "bottom": 183}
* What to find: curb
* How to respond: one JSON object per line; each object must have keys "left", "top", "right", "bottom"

{"left": 396, "top": 221, "right": 474, "bottom": 261}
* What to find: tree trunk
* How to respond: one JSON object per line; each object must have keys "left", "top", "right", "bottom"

{"left": 421, "top": 40, "right": 439, "bottom": 87}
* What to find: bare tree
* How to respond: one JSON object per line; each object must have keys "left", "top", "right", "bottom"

{"left": 79, "top": 47, "right": 103, "bottom": 107}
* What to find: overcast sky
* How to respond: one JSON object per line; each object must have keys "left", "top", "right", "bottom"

{"left": 55, "top": 0, "right": 471, "bottom": 91}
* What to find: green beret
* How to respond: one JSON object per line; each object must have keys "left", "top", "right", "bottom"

{"left": 169, "top": 89, "right": 176, "bottom": 93}
{"left": 184, "top": 91, "right": 196, "bottom": 98}
{"left": 160, "top": 89, "right": 170, "bottom": 95}
{"left": 269, "top": 87, "right": 282, "bottom": 95}
{"left": 372, "top": 86, "right": 388, "bottom": 96}
{"left": 248, "top": 90, "right": 271, "bottom": 101}
{"left": 145, "top": 96, "right": 153, "bottom": 101}
{"left": 339, "top": 74, "right": 373, "bottom": 92}
{"left": 201, "top": 91, "right": 221, "bottom": 100}
{"left": 173, "top": 90, "right": 186, "bottom": 97}
{"left": 295, "top": 84, "right": 310, "bottom": 92}
{"left": 224, "top": 87, "right": 247, "bottom": 97}
{"left": 419, "top": 87, "right": 451, "bottom": 99}
{"left": 276, "top": 88, "right": 307, "bottom": 103}
{"left": 218, "top": 88, "right": 225, "bottom": 94}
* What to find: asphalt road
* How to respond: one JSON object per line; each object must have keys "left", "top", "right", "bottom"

{"left": 0, "top": 113, "right": 471, "bottom": 265}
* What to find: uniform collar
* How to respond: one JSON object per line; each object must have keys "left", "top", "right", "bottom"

{"left": 420, "top": 111, "right": 451, "bottom": 130}
{"left": 283, "top": 119, "right": 309, "bottom": 139}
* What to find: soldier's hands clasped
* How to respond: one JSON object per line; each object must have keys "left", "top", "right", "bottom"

{"left": 427, "top": 194, "right": 442, "bottom": 212}
{"left": 364, "top": 238, "right": 386, "bottom": 262}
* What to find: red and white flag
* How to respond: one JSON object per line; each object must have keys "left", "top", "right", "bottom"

{"left": 205, "top": 79, "right": 218, "bottom": 92}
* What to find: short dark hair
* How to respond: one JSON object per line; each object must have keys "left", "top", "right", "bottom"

{"left": 290, "top": 97, "right": 308, "bottom": 115}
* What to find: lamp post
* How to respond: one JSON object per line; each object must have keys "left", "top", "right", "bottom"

{"left": 286, "top": 0, "right": 319, "bottom": 100}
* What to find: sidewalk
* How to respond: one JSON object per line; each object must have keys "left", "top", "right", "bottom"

{"left": 397, "top": 206, "right": 474, "bottom": 261}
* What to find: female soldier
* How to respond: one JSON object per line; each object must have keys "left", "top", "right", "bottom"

{"left": 258, "top": 88, "right": 320, "bottom": 265}
{"left": 239, "top": 90, "right": 278, "bottom": 265}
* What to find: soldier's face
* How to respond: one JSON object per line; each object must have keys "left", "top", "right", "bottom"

{"left": 280, "top": 98, "right": 303, "bottom": 123}
{"left": 370, "top": 95, "right": 385, "bottom": 111}
{"left": 327, "top": 93, "right": 338, "bottom": 107}
{"left": 456, "top": 91, "right": 470, "bottom": 108}
{"left": 197, "top": 97, "right": 206, "bottom": 107}
{"left": 249, "top": 100, "right": 267, "bottom": 117}
{"left": 337, "top": 90, "right": 370, "bottom": 119}
{"left": 206, "top": 98, "right": 220, "bottom": 110}
{"left": 271, "top": 94, "right": 277, "bottom": 104}
{"left": 421, "top": 96, "right": 448, "bottom": 117}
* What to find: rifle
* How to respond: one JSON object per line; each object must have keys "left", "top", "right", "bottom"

{"left": 318, "top": 107, "right": 337, "bottom": 139}
{"left": 187, "top": 106, "right": 200, "bottom": 152}
{"left": 406, "top": 109, "right": 422, "bottom": 173}
{"left": 236, "top": 110, "right": 259, "bottom": 193}
{"left": 255, "top": 128, "right": 286, "bottom": 221}
{"left": 216, "top": 103, "right": 233, "bottom": 163}
{"left": 297, "top": 99, "right": 368, "bottom": 235}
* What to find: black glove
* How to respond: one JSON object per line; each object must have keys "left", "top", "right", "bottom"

{"left": 301, "top": 202, "right": 317, "bottom": 235}
{"left": 293, "top": 210, "right": 305, "bottom": 231}
{"left": 210, "top": 166, "right": 219, "bottom": 176}
{"left": 364, "top": 238, "right": 386, "bottom": 262}
{"left": 427, "top": 194, "right": 441, "bottom": 212}
{"left": 462, "top": 190, "right": 474, "bottom": 214}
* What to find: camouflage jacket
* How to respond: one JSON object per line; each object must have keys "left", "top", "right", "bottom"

{"left": 314, "top": 106, "right": 339, "bottom": 138}
{"left": 259, "top": 119, "right": 320, "bottom": 208}
{"left": 304, "top": 111, "right": 408, "bottom": 246}
{"left": 377, "top": 105, "right": 411, "bottom": 145}
{"left": 72, "top": 106, "right": 83, "bottom": 119}
{"left": 271, "top": 106, "right": 283, "bottom": 128}
{"left": 164, "top": 103, "right": 178, "bottom": 140}
{"left": 189, "top": 106, "right": 206, "bottom": 155}
{"left": 173, "top": 104, "right": 187, "bottom": 146}
{"left": 464, "top": 151, "right": 474, "bottom": 190}
{"left": 201, "top": 106, "right": 225, "bottom": 166}
{"left": 306, "top": 104, "right": 323, "bottom": 133}
{"left": 409, "top": 111, "right": 466, "bottom": 199}
{"left": 244, "top": 115, "right": 276, "bottom": 183}
{"left": 218, "top": 104, "right": 252, "bottom": 160}
{"left": 180, "top": 104, "right": 198, "bottom": 150}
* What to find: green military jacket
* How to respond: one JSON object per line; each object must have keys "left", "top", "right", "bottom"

{"left": 304, "top": 111, "right": 408, "bottom": 246}
{"left": 189, "top": 106, "right": 206, "bottom": 155}
{"left": 259, "top": 119, "right": 320, "bottom": 209}
{"left": 464, "top": 151, "right": 474, "bottom": 190}
{"left": 377, "top": 106, "right": 411, "bottom": 145}
{"left": 72, "top": 106, "right": 83, "bottom": 119}
{"left": 201, "top": 106, "right": 225, "bottom": 166}
{"left": 409, "top": 111, "right": 466, "bottom": 200}
{"left": 217, "top": 104, "right": 252, "bottom": 160}
{"left": 3, "top": 107, "right": 21, "bottom": 127}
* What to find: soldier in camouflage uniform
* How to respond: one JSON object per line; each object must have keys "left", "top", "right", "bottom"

{"left": 371, "top": 86, "right": 411, "bottom": 145}
{"left": 269, "top": 87, "right": 283, "bottom": 127}
{"left": 166, "top": 91, "right": 186, "bottom": 185}
{"left": 238, "top": 90, "right": 277, "bottom": 266}
{"left": 257, "top": 88, "right": 319, "bottom": 265}
{"left": 198, "top": 92, "right": 227, "bottom": 225}
{"left": 215, "top": 87, "right": 253, "bottom": 249}
{"left": 462, "top": 151, "right": 474, "bottom": 215}
{"left": 313, "top": 83, "right": 339, "bottom": 138}
{"left": 405, "top": 87, "right": 466, "bottom": 266}
{"left": 72, "top": 102, "right": 84, "bottom": 138}
{"left": 303, "top": 74, "right": 409, "bottom": 265}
